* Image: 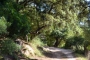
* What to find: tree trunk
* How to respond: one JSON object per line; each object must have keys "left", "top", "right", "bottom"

{"left": 53, "top": 38, "right": 61, "bottom": 47}
{"left": 16, "top": 0, "right": 19, "bottom": 3}
{"left": 84, "top": 45, "right": 88, "bottom": 56}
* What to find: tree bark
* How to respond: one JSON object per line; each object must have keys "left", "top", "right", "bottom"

{"left": 84, "top": 45, "right": 88, "bottom": 56}
{"left": 16, "top": 0, "right": 19, "bottom": 3}
{"left": 53, "top": 38, "right": 61, "bottom": 47}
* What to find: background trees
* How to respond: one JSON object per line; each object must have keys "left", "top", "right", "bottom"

{"left": 0, "top": 0, "right": 31, "bottom": 38}
{"left": 0, "top": 0, "right": 90, "bottom": 55}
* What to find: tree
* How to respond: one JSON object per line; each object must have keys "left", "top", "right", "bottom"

{"left": 0, "top": 0, "right": 88, "bottom": 48}
{"left": 49, "top": 28, "right": 67, "bottom": 47}
{"left": 78, "top": 0, "right": 90, "bottom": 55}
{"left": 16, "top": 0, "right": 87, "bottom": 47}
{"left": 0, "top": 0, "right": 31, "bottom": 38}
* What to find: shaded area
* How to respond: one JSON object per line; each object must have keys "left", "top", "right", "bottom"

{"left": 0, "top": 54, "right": 38, "bottom": 60}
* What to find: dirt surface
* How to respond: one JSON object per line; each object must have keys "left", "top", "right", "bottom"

{"left": 34, "top": 47, "right": 79, "bottom": 60}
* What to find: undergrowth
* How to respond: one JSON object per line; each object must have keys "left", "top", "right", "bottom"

{"left": 30, "top": 36, "right": 45, "bottom": 57}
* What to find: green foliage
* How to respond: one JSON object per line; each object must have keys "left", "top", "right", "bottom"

{"left": 45, "top": 35, "right": 55, "bottom": 46}
{"left": 0, "top": 16, "right": 10, "bottom": 37}
{"left": 0, "top": 39, "right": 21, "bottom": 55}
{"left": 68, "top": 36, "right": 84, "bottom": 46}
{"left": 30, "top": 36, "right": 44, "bottom": 56}
{"left": 87, "top": 45, "right": 90, "bottom": 50}
{"left": 0, "top": 0, "right": 31, "bottom": 37}
{"left": 0, "top": 17, "right": 7, "bottom": 35}
{"left": 51, "top": 29, "right": 66, "bottom": 38}
{"left": 65, "top": 36, "right": 85, "bottom": 50}
{"left": 8, "top": 14, "right": 31, "bottom": 37}
{"left": 0, "top": 0, "right": 89, "bottom": 53}
{"left": 45, "top": 28, "right": 67, "bottom": 47}
{"left": 31, "top": 36, "right": 44, "bottom": 47}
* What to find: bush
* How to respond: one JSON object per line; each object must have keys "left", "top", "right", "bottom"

{"left": 65, "top": 36, "right": 84, "bottom": 51}
{"left": 0, "top": 39, "right": 21, "bottom": 55}
{"left": 0, "top": 17, "right": 7, "bottom": 35}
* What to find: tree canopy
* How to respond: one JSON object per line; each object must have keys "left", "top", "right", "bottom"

{"left": 0, "top": 0, "right": 90, "bottom": 56}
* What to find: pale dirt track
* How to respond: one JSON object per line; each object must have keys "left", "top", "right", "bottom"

{"left": 34, "top": 47, "right": 80, "bottom": 60}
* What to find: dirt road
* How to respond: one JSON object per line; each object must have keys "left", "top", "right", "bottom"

{"left": 35, "top": 47, "right": 79, "bottom": 60}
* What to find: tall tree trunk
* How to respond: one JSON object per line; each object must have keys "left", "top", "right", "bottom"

{"left": 84, "top": 44, "right": 88, "bottom": 56}
{"left": 53, "top": 38, "right": 61, "bottom": 47}
{"left": 84, "top": 41, "right": 89, "bottom": 57}
{"left": 16, "top": 0, "right": 18, "bottom": 3}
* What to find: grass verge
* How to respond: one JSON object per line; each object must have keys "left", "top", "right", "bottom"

{"left": 30, "top": 36, "right": 45, "bottom": 57}
{"left": 75, "top": 53, "right": 87, "bottom": 60}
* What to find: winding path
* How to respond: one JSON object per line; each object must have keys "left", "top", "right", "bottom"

{"left": 35, "top": 47, "right": 79, "bottom": 60}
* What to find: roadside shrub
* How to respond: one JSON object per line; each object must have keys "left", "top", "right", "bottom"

{"left": 0, "top": 17, "right": 7, "bottom": 35}
{"left": 0, "top": 39, "right": 21, "bottom": 55}
{"left": 30, "top": 36, "right": 44, "bottom": 56}
{"left": 65, "top": 36, "right": 84, "bottom": 51}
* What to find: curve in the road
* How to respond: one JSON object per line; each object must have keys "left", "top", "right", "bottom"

{"left": 35, "top": 47, "right": 78, "bottom": 60}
